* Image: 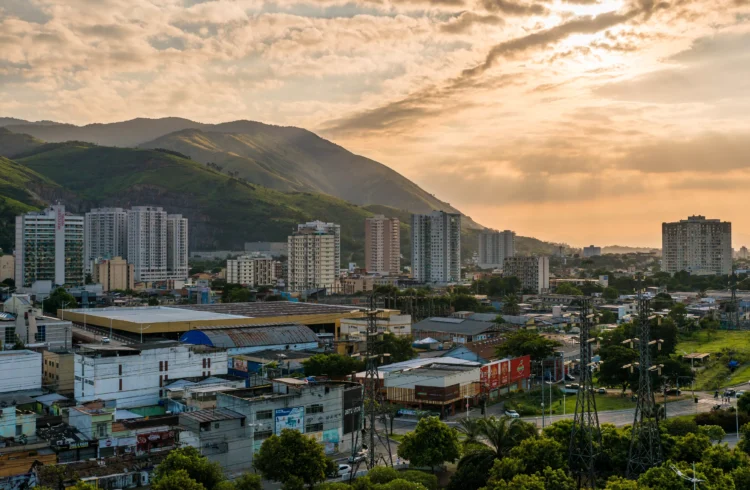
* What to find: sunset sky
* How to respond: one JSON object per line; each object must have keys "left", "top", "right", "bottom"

{"left": 1, "top": 0, "right": 749, "bottom": 247}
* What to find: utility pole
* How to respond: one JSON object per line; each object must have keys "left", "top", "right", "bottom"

{"left": 569, "top": 297, "right": 601, "bottom": 489}
{"left": 626, "top": 280, "right": 663, "bottom": 479}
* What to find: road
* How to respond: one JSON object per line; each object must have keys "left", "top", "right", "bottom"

{"left": 71, "top": 324, "right": 129, "bottom": 346}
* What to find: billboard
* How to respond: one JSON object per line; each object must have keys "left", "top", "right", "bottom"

{"left": 500, "top": 361, "right": 510, "bottom": 386}
{"left": 510, "top": 355, "right": 531, "bottom": 382}
{"left": 343, "top": 386, "right": 363, "bottom": 435}
{"left": 481, "top": 359, "right": 510, "bottom": 389}
{"left": 274, "top": 407, "right": 304, "bottom": 435}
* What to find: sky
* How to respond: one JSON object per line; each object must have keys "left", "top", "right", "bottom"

{"left": 1, "top": 0, "right": 750, "bottom": 248}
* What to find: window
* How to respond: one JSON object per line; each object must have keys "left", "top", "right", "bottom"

{"left": 254, "top": 430, "right": 272, "bottom": 441}
{"left": 4, "top": 327, "right": 15, "bottom": 344}
{"left": 96, "top": 423, "right": 107, "bottom": 438}
{"left": 118, "top": 364, "right": 122, "bottom": 376}
{"left": 159, "top": 361, "right": 163, "bottom": 372}
{"left": 307, "top": 404, "right": 324, "bottom": 414}
{"left": 165, "top": 360, "right": 168, "bottom": 371}
{"left": 214, "top": 423, "right": 220, "bottom": 429}
{"left": 119, "top": 379, "right": 123, "bottom": 391}
{"left": 35, "top": 325, "right": 46, "bottom": 342}
{"left": 202, "top": 358, "right": 207, "bottom": 368}
{"left": 159, "top": 376, "right": 163, "bottom": 387}
{"left": 256, "top": 410, "right": 273, "bottom": 420}
{"left": 306, "top": 422, "right": 324, "bottom": 432}
{"left": 208, "top": 358, "right": 211, "bottom": 368}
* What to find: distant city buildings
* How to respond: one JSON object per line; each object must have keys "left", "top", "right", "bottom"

{"left": 166, "top": 214, "right": 189, "bottom": 280}
{"left": 365, "top": 215, "right": 400, "bottom": 275}
{"left": 124, "top": 206, "right": 188, "bottom": 282}
{"left": 84, "top": 208, "right": 128, "bottom": 273}
{"left": 411, "top": 211, "right": 461, "bottom": 283}
{"left": 503, "top": 256, "right": 550, "bottom": 294}
{"left": 583, "top": 245, "right": 602, "bottom": 258}
{"left": 478, "top": 229, "right": 515, "bottom": 269}
{"left": 738, "top": 246, "right": 749, "bottom": 260}
{"left": 662, "top": 215, "right": 732, "bottom": 275}
{"left": 91, "top": 257, "right": 134, "bottom": 292}
{"left": 244, "top": 241, "right": 288, "bottom": 258}
{"left": 15, "top": 205, "right": 85, "bottom": 287}
{"left": 226, "top": 254, "right": 281, "bottom": 286}
{"left": 287, "top": 222, "right": 339, "bottom": 290}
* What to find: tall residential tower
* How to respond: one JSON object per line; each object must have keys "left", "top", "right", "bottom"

{"left": 127, "top": 206, "right": 168, "bottom": 282}
{"left": 411, "top": 211, "right": 461, "bottom": 284}
{"left": 84, "top": 208, "right": 128, "bottom": 272}
{"left": 167, "top": 214, "right": 189, "bottom": 280}
{"left": 365, "top": 215, "right": 400, "bottom": 275}
{"left": 287, "top": 223, "right": 339, "bottom": 291}
{"left": 662, "top": 215, "right": 732, "bottom": 275}
{"left": 478, "top": 230, "right": 515, "bottom": 269}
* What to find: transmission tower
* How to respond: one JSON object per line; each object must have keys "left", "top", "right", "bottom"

{"left": 729, "top": 271, "right": 741, "bottom": 330}
{"left": 626, "top": 286, "right": 663, "bottom": 478}
{"left": 569, "top": 297, "right": 602, "bottom": 489}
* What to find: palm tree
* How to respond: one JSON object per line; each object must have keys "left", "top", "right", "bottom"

{"left": 455, "top": 417, "right": 484, "bottom": 448}
{"left": 479, "top": 416, "right": 537, "bottom": 459}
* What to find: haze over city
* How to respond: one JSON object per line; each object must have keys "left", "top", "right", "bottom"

{"left": 2, "top": 0, "right": 750, "bottom": 246}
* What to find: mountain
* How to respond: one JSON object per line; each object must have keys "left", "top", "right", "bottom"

{"left": 0, "top": 128, "right": 43, "bottom": 158}
{"left": 1, "top": 117, "right": 478, "bottom": 223}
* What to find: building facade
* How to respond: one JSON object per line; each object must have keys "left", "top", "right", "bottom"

{"left": 477, "top": 230, "right": 515, "bottom": 269}
{"left": 15, "top": 205, "right": 85, "bottom": 287}
{"left": 226, "top": 255, "right": 280, "bottom": 287}
{"left": 127, "top": 206, "right": 168, "bottom": 282}
{"left": 582, "top": 245, "right": 602, "bottom": 258}
{"left": 0, "top": 350, "right": 41, "bottom": 393}
{"left": 0, "top": 254, "right": 14, "bottom": 283}
{"left": 43, "top": 350, "right": 76, "bottom": 395}
{"left": 166, "top": 214, "right": 189, "bottom": 280}
{"left": 297, "top": 221, "right": 341, "bottom": 270}
{"left": 503, "top": 256, "right": 550, "bottom": 294}
{"left": 287, "top": 227, "right": 337, "bottom": 291}
{"left": 178, "top": 408, "right": 254, "bottom": 474}
{"left": 84, "top": 208, "right": 128, "bottom": 273}
{"left": 92, "top": 257, "right": 135, "bottom": 292}
{"left": 365, "top": 215, "right": 400, "bottom": 275}
{"left": 411, "top": 211, "right": 461, "bottom": 284}
{"left": 662, "top": 216, "right": 732, "bottom": 275}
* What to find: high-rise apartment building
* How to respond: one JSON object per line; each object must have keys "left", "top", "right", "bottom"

{"left": 91, "top": 257, "right": 134, "bottom": 292}
{"left": 167, "top": 214, "right": 189, "bottom": 280}
{"left": 127, "top": 206, "right": 167, "bottom": 282}
{"left": 84, "top": 208, "right": 128, "bottom": 272}
{"left": 478, "top": 230, "right": 515, "bottom": 269}
{"left": 583, "top": 245, "right": 602, "bottom": 258}
{"left": 226, "top": 255, "right": 281, "bottom": 286}
{"left": 298, "top": 221, "right": 341, "bottom": 269}
{"left": 662, "top": 216, "right": 732, "bottom": 275}
{"left": 15, "top": 205, "right": 85, "bottom": 287}
{"left": 287, "top": 227, "right": 337, "bottom": 291}
{"left": 503, "top": 256, "right": 549, "bottom": 294}
{"left": 739, "top": 246, "right": 749, "bottom": 260}
{"left": 411, "top": 211, "right": 461, "bottom": 284}
{"left": 365, "top": 215, "right": 400, "bottom": 275}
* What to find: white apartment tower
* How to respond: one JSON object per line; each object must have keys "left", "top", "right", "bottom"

{"left": 127, "top": 206, "right": 167, "bottom": 282}
{"left": 15, "top": 205, "right": 85, "bottom": 287}
{"left": 226, "top": 255, "right": 280, "bottom": 286}
{"left": 84, "top": 208, "right": 128, "bottom": 272}
{"left": 167, "top": 214, "right": 189, "bottom": 280}
{"left": 365, "top": 215, "right": 400, "bottom": 275}
{"left": 478, "top": 230, "right": 515, "bottom": 269}
{"left": 298, "top": 221, "right": 341, "bottom": 270}
{"left": 411, "top": 211, "right": 461, "bottom": 283}
{"left": 503, "top": 256, "right": 550, "bottom": 294}
{"left": 662, "top": 215, "right": 732, "bottom": 275}
{"left": 287, "top": 227, "right": 337, "bottom": 291}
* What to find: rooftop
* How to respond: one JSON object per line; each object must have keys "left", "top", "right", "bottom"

{"left": 412, "top": 317, "right": 499, "bottom": 336}
{"left": 180, "top": 324, "right": 318, "bottom": 349}
{"left": 0, "top": 350, "right": 40, "bottom": 358}
{"left": 64, "top": 306, "right": 246, "bottom": 323}
{"left": 403, "top": 364, "right": 479, "bottom": 377}
{"left": 179, "top": 301, "right": 362, "bottom": 318}
{"left": 181, "top": 407, "right": 245, "bottom": 423}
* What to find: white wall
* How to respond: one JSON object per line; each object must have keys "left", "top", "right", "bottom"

{"left": 0, "top": 350, "right": 41, "bottom": 393}
{"left": 384, "top": 367, "right": 479, "bottom": 389}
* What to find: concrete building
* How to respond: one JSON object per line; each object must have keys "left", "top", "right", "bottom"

{"left": 180, "top": 323, "right": 320, "bottom": 356}
{"left": 478, "top": 230, "right": 515, "bottom": 269}
{"left": 74, "top": 342, "right": 228, "bottom": 408}
{"left": 84, "top": 208, "right": 128, "bottom": 273}
{"left": 411, "top": 211, "right": 461, "bottom": 284}
{"left": 365, "top": 215, "right": 400, "bottom": 275}
{"left": 167, "top": 214, "right": 189, "bottom": 280}
{"left": 0, "top": 254, "right": 14, "bottom": 283}
{"left": 340, "top": 274, "right": 399, "bottom": 295}
{"left": 217, "top": 379, "right": 363, "bottom": 461}
{"left": 43, "top": 350, "right": 76, "bottom": 395}
{"left": 2, "top": 295, "right": 73, "bottom": 351}
{"left": 179, "top": 408, "right": 254, "bottom": 473}
{"left": 66, "top": 402, "right": 115, "bottom": 441}
{"left": 287, "top": 227, "right": 337, "bottom": 291}
{"left": 583, "top": 245, "right": 602, "bottom": 258}
{"left": 15, "top": 205, "right": 85, "bottom": 287}
{"left": 339, "top": 314, "right": 412, "bottom": 340}
{"left": 127, "top": 206, "right": 167, "bottom": 282}
{"left": 244, "top": 241, "right": 288, "bottom": 258}
{"left": 0, "top": 350, "right": 41, "bottom": 393}
{"left": 92, "top": 256, "right": 135, "bottom": 292}
{"left": 662, "top": 216, "right": 732, "bottom": 275}
{"left": 0, "top": 396, "right": 36, "bottom": 441}
{"left": 298, "top": 221, "right": 341, "bottom": 270}
{"left": 503, "top": 256, "right": 550, "bottom": 294}
{"left": 739, "top": 246, "right": 749, "bottom": 260}
{"left": 412, "top": 317, "right": 500, "bottom": 344}
{"left": 226, "top": 255, "right": 281, "bottom": 287}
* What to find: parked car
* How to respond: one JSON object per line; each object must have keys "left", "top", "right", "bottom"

{"left": 337, "top": 464, "right": 352, "bottom": 477}
{"left": 347, "top": 451, "right": 367, "bottom": 464}
{"left": 597, "top": 388, "right": 607, "bottom": 394}
{"left": 504, "top": 410, "right": 520, "bottom": 418}
{"left": 101, "top": 337, "right": 111, "bottom": 344}
{"left": 736, "top": 390, "right": 746, "bottom": 398}
{"left": 726, "top": 389, "right": 737, "bottom": 397}
{"left": 666, "top": 389, "right": 682, "bottom": 396}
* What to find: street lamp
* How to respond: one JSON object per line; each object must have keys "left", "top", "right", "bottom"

{"left": 683, "top": 351, "right": 697, "bottom": 413}
{"left": 465, "top": 395, "right": 470, "bottom": 419}
{"left": 737, "top": 392, "right": 740, "bottom": 440}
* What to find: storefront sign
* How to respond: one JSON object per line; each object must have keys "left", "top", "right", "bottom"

{"left": 510, "top": 355, "right": 531, "bottom": 382}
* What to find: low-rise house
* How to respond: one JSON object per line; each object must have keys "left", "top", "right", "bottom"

{"left": 0, "top": 394, "right": 37, "bottom": 442}
{"left": 179, "top": 408, "right": 253, "bottom": 474}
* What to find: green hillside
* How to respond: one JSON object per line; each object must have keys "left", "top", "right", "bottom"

{"left": 0, "top": 128, "right": 43, "bottom": 158}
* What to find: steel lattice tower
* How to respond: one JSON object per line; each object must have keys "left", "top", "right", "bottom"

{"left": 569, "top": 297, "right": 602, "bottom": 489}
{"left": 626, "top": 290, "right": 663, "bottom": 478}
{"left": 729, "top": 272, "right": 741, "bottom": 330}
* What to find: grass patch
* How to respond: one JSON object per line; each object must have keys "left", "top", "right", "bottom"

{"left": 677, "top": 331, "right": 750, "bottom": 354}
{"left": 678, "top": 331, "right": 750, "bottom": 390}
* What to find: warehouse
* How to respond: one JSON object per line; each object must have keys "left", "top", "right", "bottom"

{"left": 179, "top": 323, "right": 320, "bottom": 355}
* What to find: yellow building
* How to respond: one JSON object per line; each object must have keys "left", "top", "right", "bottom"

{"left": 43, "top": 350, "right": 76, "bottom": 396}
{"left": 92, "top": 256, "right": 134, "bottom": 292}
{"left": 0, "top": 254, "right": 13, "bottom": 283}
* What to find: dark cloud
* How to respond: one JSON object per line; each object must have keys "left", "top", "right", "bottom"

{"left": 439, "top": 12, "right": 504, "bottom": 34}
{"left": 480, "top": 0, "right": 548, "bottom": 15}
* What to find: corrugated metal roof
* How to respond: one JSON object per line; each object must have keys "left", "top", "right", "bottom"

{"left": 197, "top": 324, "right": 318, "bottom": 348}
{"left": 413, "top": 317, "right": 497, "bottom": 336}
{"left": 178, "top": 301, "right": 361, "bottom": 318}
{"left": 181, "top": 407, "right": 244, "bottom": 423}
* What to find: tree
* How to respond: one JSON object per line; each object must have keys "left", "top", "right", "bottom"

{"left": 229, "top": 288, "right": 253, "bottom": 303}
{"left": 556, "top": 282, "right": 583, "bottom": 296}
{"left": 302, "top": 353, "right": 365, "bottom": 377}
{"left": 148, "top": 296, "right": 160, "bottom": 306}
{"left": 483, "top": 473, "right": 546, "bottom": 490}
{"left": 604, "top": 476, "right": 639, "bottom": 490}
{"left": 377, "top": 333, "right": 417, "bottom": 363}
{"left": 501, "top": 295, "right": 521, "bottom": 316}
{"left": 673, "top": 433, "right": 712, "bottom": 463}
{"left": 509, "top": 437, "right": 565, "bottom": 473}
{"left": 397, "top": 416, "right": 460, "bottom": 471}
{"left": 447, "top": 449, "right": 496, "bottom": 490}
{"left": 153, "top": 447, "right": 224, "bottom": 490}
{"left": 233, "top": 473, "right": 262, "bottom": 490}
{"left": 379, "top": 402, "right": 403, "bottom": 435}
{"left": 495, "top": 330, "right": 561, "bottom": 363}
{"left": 42, "top": 287, "right": 77, "bottom": 314}
{"left": 152, "top": 470, "right": 205, "bottom": 490}
{"left": 602, "top": 287, "right": 619, "bottom": 302}
{"left": 739, "top": 393, "right": 750, "bottom": 414}
{"left": 254, "top": 429, "right": 330, "bottom": 488}
{"left": 597, "top": 345, "right": 637, "bottom": 393}
{"left": 476, "top": 416, "right": 537, "bottom": 459}
{"left": 455, "top": 417, "right": 484, "bottom": 448}
{"left": 668, "top": 303, "right": 692, "bottom": 331}
{"left": 652, "top": 292, "right": 674, "bottom": 311}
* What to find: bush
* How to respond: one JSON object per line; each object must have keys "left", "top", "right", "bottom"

{"left": 398, "top": 471, "right": 437, "bottom": 490}
{"left": 695, "top": 410, "right": 750, "bottom": 433}
{"left": 367, "top": 467, "right": 399, "bottom": 484}
{"left": 663, "top": 417, "right": 698, "bottom": 437}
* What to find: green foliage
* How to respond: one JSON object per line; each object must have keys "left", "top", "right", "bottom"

{"left": 397, "top": 471, "right": 437, "bottom": 490}
{"left": 555, "top": 282, "right": 583, "bottom": 296}
{"left": 697, "top": 410, "right": 750, "bottom": 433}
{"left": 377, "top": 333, "right": 417, "bottom": 363}
{"left": 70, "top": 483, "right": 98, "bottom": 490}
{"left": 152, "top": 470, "right": 206, "bottom": 490}
{"left": 472, "top": 277, "right": 521, "bottom": 296}
{"left": 233, "top": 473, "right": 262, "bottom": 490}
{"left": 663, "top": 417, "right": 698, "bottom": 437}
{"left": 483, "top": 472, "right": 546, "bottom": 490}
{"left": 229, "top": 288, "right": 253, "bottom": 303}
{"left": 302, "top": 353, "right": 365, "bottom": 377}
{"left": 509, "top": 438, "right": 565, "bottom": 474}
{"left": 501, "top": 295, "right": 521, "bottom": 316}
{"left": 698, "top": 424, "right": 726, "bottom": 443}
{"left": 602, "top": 287, "right": 619, "bottom": 302}
{"left": 373, "top": 479, "right": 427, "bottom": 490}
{"left": 478, "top": 416, "right": 538, "bottom": 459}
{"left": 42, "top": 288, "right": 77, "bottom": 314}
{"left": 153, "top": 447, "right": 224, "bottom": 490}
{"left": 486, "top": 457, "right": 526, "bottom": 483}
{"left": 603, "top": 476, "right": 639, "bottom": 490}
{"left": 495, "top": 330, "right": 561, "bottom": 363}
{"left": 673, "top": 433, "right": 712, "bottom": 463}
{"left": 367, "top": 467, "right": 399, "bottom": 484}
{"left": 738, "top": 393, "right": 750, "bottom": 414}
{"left": 254, "top": 429, "right": 330, "bottom": 488}
{"left": 447, "top": 449, "right": 496, "bottom": 490}
{"left": 652, "top": 292, "right": 674, "bottom": 311}
{"left": 701, "top": 444, "right": 749, "bottom": 473}
{"left": 397, "top": 416, "right": 460, "bottom": 470}
{"left": 148, "top": 296, "right": 160, "bottom": 306}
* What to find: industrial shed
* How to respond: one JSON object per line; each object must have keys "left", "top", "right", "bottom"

{"left": 179, "top": 323, "right": 319, "bottom": 355}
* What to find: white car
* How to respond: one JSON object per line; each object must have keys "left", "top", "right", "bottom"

{"left": 504, "top": 410, "right": 520, "bottom": 418}
{"left": 337, "top": 464, "right": 352, "bottom": 477}
{"left": 101, "top": 337, "right": 111, "bottom": 344}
